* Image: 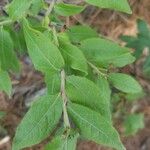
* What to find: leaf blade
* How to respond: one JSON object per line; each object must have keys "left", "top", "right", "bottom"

{"left": 12, "top": 94, "right": 63, "bottom": 150}
{"left": 66, "top": 75, "right": 111, "bottom": 119}
{"left": 59, "top": 40, "right": 88, "bottom": 75}
{"left": 108, "top": 73, "right": 142, "bottom": 94}
{"left": 23, "top": 19, "right": 64, "bottom": 73}
{"left": 45, "top": 132, "right": 79, "bottom": 150}
{"left": 66, "top": 25, "right": 99, "bottom": 43}
{"left": 6, "top": 0, "right": 32, "bottom": 20}
{"left": 0, "top": 70, "right": 12, "bottom": 96}
{"left": 54, "top": 3, "right": 85, "bottom": 16}
{"left": 80, "top": 38, "right": 135, "bottom": 68}
{"left": 68, "top": 103, "right": 125, "bottom": 150}
{"left": 0, "top": 27, "right": 20, "bottom": 72}
{"left": 85, "top": 0, "right": 132, "bottom": 14}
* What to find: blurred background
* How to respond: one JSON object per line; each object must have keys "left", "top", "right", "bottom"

{"left": 0, "top": 0, "right": 150, "bottom": 149}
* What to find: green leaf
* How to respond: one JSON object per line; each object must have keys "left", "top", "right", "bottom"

{"left": 80, "top": 38, "right": 135, "bottom": 68}
{"left": 0, "top": 111, "right": 6, "bottom": 120}
{"left": 125, "top": 91, "right": 145, "bottom": 102}
{"left": 108, "top": 73, "right": 142, "bottom": 94}
{"left": 84, "top": 0, "right": 132, "bottom": 14}
{"left": 66, "top": 25, "right": 99, "bottom": 43}
{"left": 23, "top": 19, "right": 64, "bottom": 73}
{"left": 124, "top": 114, "right": 144, "bottom": 136}
{"left": 30, "top": 0, "right": 44, "bottom": 15}
{"left": 7, "top": 26, "right": 27, "bottom": 54}
{"left": 66, "top": 75, "right": 110, "bottom": 119}
{"left": 54, "top": 3, "right": 85, "bottom": 16}
{"left": 0, "top": 27, "right": 20, "bottom": 72}
{"left": 45, "top": 132, "right": 79, "bottom": 150}
{"left": 143, "top": 56, "right": 150, "bottom": 76}
{"left": 68, "top": 103, "right": 125, "bottom": 150}
{"left": 121, "top": 19, "right": 150, "bottom": 59}
{"left": 59, "top": 40, "right": 88, "bottom": 75}
{"left": 137, "top": 19, "right": 150, "bottom": 37}
{"left": 6, "top": 0, "right": 32, "bottom": 20}
{"left": 45, "top": 72, "right": 61, "bottom": 95}
{"left": 96, "top": 76, "right": 111, "bottom": 121}
{"left": 0, "top": 70, "right": 12, "bottom": 96}
{"left": 12, "top": 94, "right": 63, "bottom": 150}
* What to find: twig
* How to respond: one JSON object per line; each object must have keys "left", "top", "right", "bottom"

{"left": 45, "top": 0, "right": 56, "bottom": 17}
{"left": 60, "top": 69, "right": 71, "bottom": 128}
{"left": 0, "top": 19, "right": 12, "bottom": 26}
{"left": 88, "top": 61, "right": 107, "bottom": 77}
{"left": 0, "top": 136, "right": 10, "bottom": 146}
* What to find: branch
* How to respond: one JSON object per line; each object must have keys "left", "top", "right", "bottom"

{"left": 60, "top": 69, "right": 71, "bottom": 128}
{"left": 88, "top": 61, "right": 107, "bottom": 77}
{"left": 45, "top": 0, "right": 56, "bottom": 17}
{"left": 0, "top": 19, "right": 12, "bottom": 26}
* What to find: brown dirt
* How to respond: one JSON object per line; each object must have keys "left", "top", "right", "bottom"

{"left": 0, "top": 0, "right": 150, "bottom": 150}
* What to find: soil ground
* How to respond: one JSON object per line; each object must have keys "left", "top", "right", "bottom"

{"left": 0, "top": 0, "right": 150, "bottom": 150}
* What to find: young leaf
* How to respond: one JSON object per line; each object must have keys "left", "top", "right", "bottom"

{"left": 66, "top": 25, "right": 99, "bottom": 43}
{"left": 124, "top": 114, "right": 144, "bottom": 136}
{"left": 45, "top": 72, "right": 61, "bottom": 95}
{"left": 0, "top": 70, "right": 12, "bottom": 96}
{"left": 68, "top": 103, "right": 125, "bottom": 150}
{"left": 23, "top": 19, "right": 64, "bottom": 73}
{"left": 108, "top": 73, "right": 142, "bottom": 94}
{"left": 80, "top": 38, "right": 135, "bottom": 68}
{"left": 54, "top": 3, "right": 85, "bottom": 16}
{"left": 59, "top": 40, "right": 88, "bottom": 75}
{"left": 6, "top": 0, "right": 33, "bottom": 20}
{"left": 45, "top": 132, "right": 79, "bottom": 150}
{"left": 12, "top": 94, "right": 63, "bottom": 150}
{"left": 66, "top": 75, "right": 111, "bottom": 119}
{"left": 84, "top": 0, "right": 132, "bottom": 14}
{"left": 0, "top": 27, "right": 20, "bottom": 72}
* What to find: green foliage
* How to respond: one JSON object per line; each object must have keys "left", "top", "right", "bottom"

{"left": 124, "top": 114, "right": 144, "bottom": 136}
{"left": 6, "top": 0, "right": 33, "bottom": 20}
{"left": 12, "top": 94, "right": 63, "bottom": 150}
{"left": 30, "top": 0, "right": 45, "bottom": 15}
{"left": 45, "top": 72, "right": 61, "bottom": 95}
{"left": 0, "top": 27, "right": 20, "bottom": 72}
{"left": 84, "top": 0, "right": 132, "bottom": 14}
{"left": 80, "top": 38, "right": 135, "bottom": 68}
{"left": 143, "top": 57, "right": 150, "bottom": 75}
{"left": 122, "top": 20, "right": 150, "bottom": 58}
{"left": 0, "top": 0, "right": 143, "bottom": 150}
{"left": 0, "top": 70, "right": 12, "bottom": 96}
{"left": 121, "top": 19, "right": 150, "bottom": 76}
{"left": 125, "top": 91, "right": 145, "bottom": 102}
{"left": 45, "top": 132, "right": 79, "bottom": 150}
{"left": 96, "top": 76, "right": 111, "bottom": 120}
{"left": 54, "top": 3, "right": 85, "bottom": 17}
{"left": 68, "top": 103, "right": 125, "bottom": 150}
{"left": 23, "top": 18, "right": 64, "bottom": 73}
{"left": 66, "top": 25, "right": 99, "bottom": 43}
{"left": 59, "top": 40, "right": 88, "bottom": 75}
{"left": 0, "top": 111, "right": 6, "bottom": 119}
{"left": 108, "top": 73, "right": 142, "bottom": 94}
{"left": 66, "top": 75, "right": 111, "bottom": 120}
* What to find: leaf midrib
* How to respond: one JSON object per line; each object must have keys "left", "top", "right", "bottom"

{"left": 15, "top": 94, "right": 61, "bottom": 148}
{"left": 24, "top": 26, "right": 59, "bottom": 71}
